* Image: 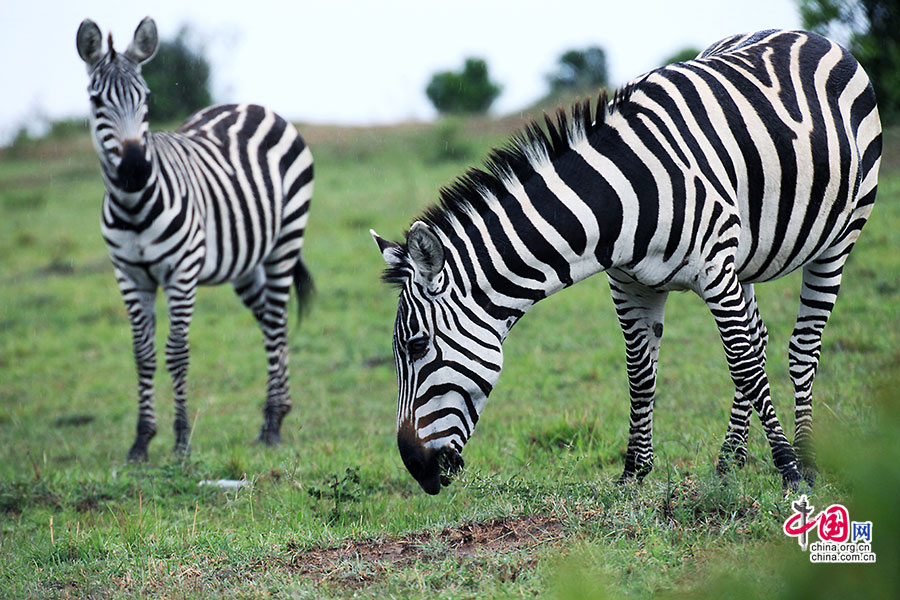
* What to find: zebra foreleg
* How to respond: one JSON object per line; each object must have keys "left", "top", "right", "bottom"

{"left": 163, "top": 283, "right": 197, "bottom": 456}
{"left": 120, "top": 276, "right": 158, "bottom": 462}
{"left": 717, "top": 284, "right": 768, "bottom": 475}
{"left": 704, "top": 266, "right": 802, "bottom": 489}
{"left": 608, "top": 273, "right": 668, "bottom": 484}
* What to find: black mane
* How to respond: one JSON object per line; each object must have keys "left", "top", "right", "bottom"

{"left": 422, "top": 86, "right": 635, "bottom": 236}
{"left": 382, "top": 85, "right": 637, "bottom": 287}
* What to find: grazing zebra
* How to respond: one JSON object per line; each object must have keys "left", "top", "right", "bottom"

{"left": 76, "top": 18, "right": 314, "bottom": 460}
{"left": 372, "top": 29, "right": 881, "bottom": 494}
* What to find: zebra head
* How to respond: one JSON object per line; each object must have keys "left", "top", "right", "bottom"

{"left": 372, "top": 222, "right": 504, "bottom": 495}
{"left": 76, "top": 18, "right": 158, "bottom": 193}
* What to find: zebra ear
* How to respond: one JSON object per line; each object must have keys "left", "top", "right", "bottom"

{"left": 77, "top": 19, "right": 103, "bottom": 69}
{"left": 407, "top": 221, "right": 445, "bottom": 284}
{"left": 370, "top": 229, "right": 404, "bottom": 266}
{"left": 125, "top": 17, "right": 158, "bottom": 65}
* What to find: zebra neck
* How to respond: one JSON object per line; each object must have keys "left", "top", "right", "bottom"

{"left": 437, "top": 130, "right": 633, "bottom": 334}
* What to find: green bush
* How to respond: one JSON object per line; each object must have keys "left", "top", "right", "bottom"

{"left": 662, "top": 46, "right": 703, "bottom": 66}
{"left": 547, "top": 47, "right": 608, "bottom": 93}
{"left": 142, "top": 26, "right": 213, "bottom": 123}
{"left": 798, "top": 0, "right": 900, "bottom": 123}
{"left": 425, "top": 57, "right": 502, "bottom": 115}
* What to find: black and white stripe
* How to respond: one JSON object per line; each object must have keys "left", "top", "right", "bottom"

{"left": 77, "top": 18, "right": 314, "bottom": 460}
{"left": 373, "top": 29, "right": 881, "bottom": 494}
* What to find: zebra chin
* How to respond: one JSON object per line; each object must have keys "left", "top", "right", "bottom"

{"left": 397, "top": 426, "right": 465, "bottom": 495}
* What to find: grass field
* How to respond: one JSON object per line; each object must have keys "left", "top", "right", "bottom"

{"left": 0, "top": 113, "right": 898, "bottom": 599}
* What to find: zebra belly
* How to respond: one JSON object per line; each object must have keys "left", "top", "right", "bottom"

{"left": 195, "top": 206, "right": 279, "bottom": 286}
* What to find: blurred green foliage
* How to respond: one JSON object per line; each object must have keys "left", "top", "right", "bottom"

{"left": 662, "top": 46, "right": 703, "bottom": 65}
{"left": 141, "top": 26, "right": 213, "bottom": 123}
{"left": 547, "top": 47, "right": 609, "bottom": 93}
{"left": 422, "top": 117, "right": 474, "bottom": 163}
{"left": 798, "top": 0, "right": 900, "bottom": 123}
{"left": 425, "top": 57, "right": 502, "bottom": 115}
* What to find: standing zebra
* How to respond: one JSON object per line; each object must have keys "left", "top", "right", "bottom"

{"left": 77, "top": 18, "right": 314, "bottom": 460}
{"left": 372, "top": 30, "right": 881, "bottom": 494}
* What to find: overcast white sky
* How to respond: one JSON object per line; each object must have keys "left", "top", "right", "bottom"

{"left": 2, "top": 0, "right": 802, "bottom": 143}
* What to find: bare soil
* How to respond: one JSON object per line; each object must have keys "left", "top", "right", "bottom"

{"left": 273, "top": 515, "right": 564, "bottom": 586}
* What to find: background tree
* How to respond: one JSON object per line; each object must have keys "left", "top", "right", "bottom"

{"left": 425, "top": 58, "right": 502, "bottom": 115}
{"left": 798, "top": 0, "right": 900, "bottom": 123}
{"left": 546, "top": 46, "right": 608, "bottom": 93}
{"left": 141, "top": 26, "right": 213, "bottom": 123}
{"left": 661, "top": 46, "right": 703, "bottom": 66}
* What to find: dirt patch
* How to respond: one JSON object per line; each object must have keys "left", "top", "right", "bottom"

{"left": 274, "top": 515, "right": 563, "bottom": 586}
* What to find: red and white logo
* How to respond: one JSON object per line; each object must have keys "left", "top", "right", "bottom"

{"left": 783, "top": 495, "right": 875, "bottom": 563}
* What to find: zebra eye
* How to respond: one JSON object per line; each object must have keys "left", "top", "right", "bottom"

{"left": 90, "top": 95, "right": 103, "bottom": 109}
{"left": 406, "top": 336, "right": 430, "bottom": 360}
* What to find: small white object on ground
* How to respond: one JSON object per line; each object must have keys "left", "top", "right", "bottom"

{"left": 198, "top": 479, "right": 249, "bottom": 490}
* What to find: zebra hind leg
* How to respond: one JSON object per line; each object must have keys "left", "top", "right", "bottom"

{"left": 241, "top": 256, "right": 297, "bottom": 446}
{"left": 716, "top": 284, "right": 768, "bottom": 475}
{"left": 704, "top": 265, "right": 802, "bottom": 489}
{"left": 607, "top": 272, "right": 668, "bottom": 484}
{"left": 234, "top": 267, "right": 283, "bottom": 445}
{"left": 790, "top": 255, "right": 852, "bottom": 485}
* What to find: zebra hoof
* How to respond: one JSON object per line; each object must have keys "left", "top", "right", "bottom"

{"left": 615, "top": 467, "right": 650, "bottom": 486}
{"left": 795, "top": 444, "right": 817, "bottom": 486}
{"left": 126, "top": 445, "right": 149, "bottom": 463}
{"left": 173, "top": 442, "right": 191, "bottom": 457}
{"left": 256, "top": 429, "right": 282, "bottom": 446}
{"left": 781, "top": 467, "right": 804, "bottom": 492}
{"left": 715, "top": 444, "right": 747, "bottom": 475}
{"left": 614, "top": 472, "right": 633, "bottom": 486}
{"left": 799, "top": 462, "right": 817, "bottom": 487}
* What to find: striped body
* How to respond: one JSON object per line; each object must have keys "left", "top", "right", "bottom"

{"left": 102, "top": 104, "right": 313, "bottom": 290}
{"left": 374, "top": 30, "right": 881, "bottom": 494}
{"left": 78, "top": 19, "right": 314, "bottom": 460}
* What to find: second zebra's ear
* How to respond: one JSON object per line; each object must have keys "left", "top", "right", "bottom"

{"left": 407, "top": 221, "right": 445, "bottom": 289}
{"left": 370, "top": 229, "right": 404, "bottom": 267}
{"left": 125, "top": 17, "right": 158, "bottom": 65}
{"left": 77, "top": 19, "right": 104, "bottom": 69}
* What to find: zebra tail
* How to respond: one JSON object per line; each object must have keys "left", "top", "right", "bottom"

{"left": 293, "top": 256, "right": 315, "bottom": 323}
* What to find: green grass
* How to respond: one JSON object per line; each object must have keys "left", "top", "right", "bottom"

{"left": 0, "top": 118, "right": 898, "bottom": 599}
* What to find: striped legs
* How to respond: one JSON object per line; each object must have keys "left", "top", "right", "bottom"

{"left": 789, "top": 248, "right": 855, "bottom": 482}
{"left": 608, "top": 272, "right": 668, "bottom": 483}
{"left": 163, "top": 282, "right": 197, "bottom": 455}
{"left": 704, "top": 265, "right": 802, "bottom": 487}
{"left": 789, "top": 167, "right": 876, "bottom": 483}
{"left": 716, "top": 284, "right": 768, "bottom": 473}
{"left": 119, "top": 271, "right": 158, "bottom": 462}
{"left": 233, "top": 254, "right": 300, "bottom": 446}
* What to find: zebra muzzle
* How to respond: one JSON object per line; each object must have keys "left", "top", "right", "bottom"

{"left": 117, "top": 141, "right": 152, "bottom": 192}
{"left": 397, "top": 429, "right": 464, "bottom": 495}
